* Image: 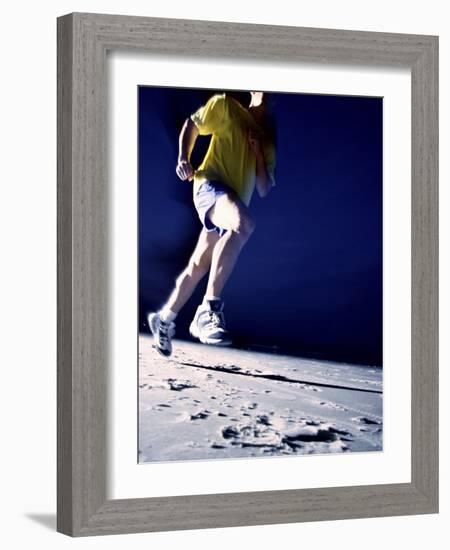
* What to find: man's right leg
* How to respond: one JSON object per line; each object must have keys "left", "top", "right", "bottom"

{"left": 189, "top": 192, "right": 255, "bottom": 346}
{"left": 206, "top": 193, "right": 255, "bottom": 298}
{"left": 148, "top": 228, "right": 219, "bottom": 356}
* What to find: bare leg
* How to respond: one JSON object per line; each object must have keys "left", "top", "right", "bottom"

{"left": 206, "top": 193, "right": 255, "bottom": 297}
{"left": 164, "top": 228, "right": 219, "bottom": 313}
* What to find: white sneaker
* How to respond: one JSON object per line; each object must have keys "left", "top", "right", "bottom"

{"left": 189, "top": 299, "right": 232, "bottom": 346}
{"left": 147, "top": 312, "right": 176, "bottom": 357}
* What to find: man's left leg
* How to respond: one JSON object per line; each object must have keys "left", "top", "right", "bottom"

{"left": 149, "top": 228, "right": 219, "bottom": 356}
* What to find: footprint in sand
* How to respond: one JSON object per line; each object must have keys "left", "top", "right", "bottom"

{"left": 166, "top": 379, "right": 197, "bottom": 391}
{"left": 190, "top": 411, "right": 210, "bottom": 421}
{"left": 355, "top": 416, "right": 381, "bottom": 425}
{"left": 256, "top": 415, "right": 271, "bottom": 426}
{"left": 282, "top": 424, "right": 352, "bottom": 447}
{"left": 211, "top": 443, "right": 226, "bottom": 449}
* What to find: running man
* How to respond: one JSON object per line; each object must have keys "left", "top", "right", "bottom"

{"left": 148, "top": 91, "right": 276, "bottom": 356}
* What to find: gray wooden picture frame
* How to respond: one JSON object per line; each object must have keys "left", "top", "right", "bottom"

{"left": 57, "top": 12, "right": 438, "bottom": 537}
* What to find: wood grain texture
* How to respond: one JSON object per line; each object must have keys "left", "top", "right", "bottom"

{"left": 57, "top": 12, "right": 439, "bottom": 537}
{"left": 410, "top": 36, "right": 439, "bottom": 506}
{"left": 57, "top": 13, "right": 73, "bottom": 535}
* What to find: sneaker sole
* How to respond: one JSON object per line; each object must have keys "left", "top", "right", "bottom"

{"left": 189, "top": 322, "right": 232, "bottom": 347}
{"left": 147, "top": 313, "right": 173, "bottom": 357}
{"left": 148, "top": 313, "right": 157, "bottom": 334}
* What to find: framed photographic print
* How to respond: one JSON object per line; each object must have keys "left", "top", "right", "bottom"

{"left": 137, "top": 85, "right": 384, "bottom": 463}
{"left": 57, "top": 13, "right": 438, "bottom": 536}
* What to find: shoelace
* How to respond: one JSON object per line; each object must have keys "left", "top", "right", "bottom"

{"left": 159, "top": 323, "right": 168, "bottom": 344}
{"left": 208, "top": 311, "right": 225, "bottom": 329}
{"left": 158, "top": 321, "right": 175, "bottom": 345}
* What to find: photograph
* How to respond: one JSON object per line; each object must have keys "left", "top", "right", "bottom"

{"left": 138, "top": 85, "right": 383, "bottom": 463}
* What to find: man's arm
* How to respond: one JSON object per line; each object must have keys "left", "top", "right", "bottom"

{"left": 248, "top": 130, "right": 275, "bottom": 198}
{"left": 176, "top": 118, "right": 199, "bottom": 181}
{"left": 255, "top": 156, "right": 273, "bottom": 198}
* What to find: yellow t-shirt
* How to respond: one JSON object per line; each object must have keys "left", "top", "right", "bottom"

{"left": 190, "top": 93, "right": 276, "bottom": 206}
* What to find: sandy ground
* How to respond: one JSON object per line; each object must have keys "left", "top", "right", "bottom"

{"left": 139, "top": 334, "right": 382, "bottom": 463}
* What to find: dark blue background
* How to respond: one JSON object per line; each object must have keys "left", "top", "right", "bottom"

{"left": 139, "top": 87, "right": 383, "bottom": 366}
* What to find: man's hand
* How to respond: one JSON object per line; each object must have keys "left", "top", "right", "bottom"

{"left": 176, "top": 118, "right": 199, "bottom": 181}
{"left": 176, "top": 158, "right": 195, "bottom": 181}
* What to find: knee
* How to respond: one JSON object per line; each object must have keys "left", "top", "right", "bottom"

{"left": 233, "top": 213, "right": 255, "bottom": 240}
